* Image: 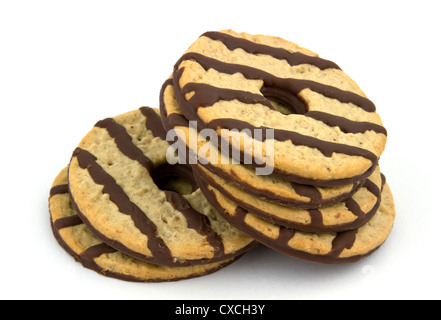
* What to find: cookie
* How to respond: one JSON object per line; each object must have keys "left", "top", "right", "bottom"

{"left": 68, "top": 107, "right": 257, "bottom": 267}
{"left": 195, "top": 165, "right": 383, "bottom": 233}
{"left": 196, "top": 171, "right": 396, "bottom": 264}
{"left": 172, "top": 30, "right": 387, "bottom": 186}
{"left": 50, "top": 167, "right": 240, "bottom": 282}
{"left": 161, "top": 78, "right": 367, "bottom": 209}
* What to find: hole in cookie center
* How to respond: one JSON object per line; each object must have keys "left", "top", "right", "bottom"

{"left": 152, "top": 163, "right": 198, "bottom": 196}
{"left": 261, "top": 86, "right": 308, "bottom": 115}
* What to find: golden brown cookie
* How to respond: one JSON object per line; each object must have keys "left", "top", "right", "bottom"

{"left": 68, "top": 107, "right": 257, "bottom": 267}
{"left": 50, "top": 167, "right": 240, "bottom": 282}
{"left": 173, "top": 30, "right": 387, "bottom": 186}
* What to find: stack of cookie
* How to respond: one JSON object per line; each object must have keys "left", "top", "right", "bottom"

{"left": 49, "top": 30, "right": 396, "bottom": 283}
{"left": 160, "top": 30, "right": 396, "bottom": 264}
{"left": 49, "top": 107, "right": 258, "bottom": 282}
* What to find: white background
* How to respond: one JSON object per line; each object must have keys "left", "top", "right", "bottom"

{"left": 1, "top": 0, "right": 439, "bottom": 300}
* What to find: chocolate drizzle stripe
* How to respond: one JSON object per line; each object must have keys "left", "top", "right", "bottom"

{"left": 167, "top": 112, "right": 191, "bottom": 129}
{"left": 202, "top": 31, "right": 341, "bottom": 71}
{"left": 207, "top": 118, "right": 378, "bottom": 163}
{"left": 174, "top": 52, "right": 376, "bottom": 113}
{"left": 327, "top": 229, "right": 358, "bottom": 258}
{"left": 364, "top": 178, "right": 382, "bottom": 198}
{"left": 305, "top": 111, "right": 387, "bottom": 135}
{"left": 50, "top": 184, "right": 69, "bottom": 197}
{"left": 95, "top": 118, "right": 154, "bottom": 173}
{"left": 278, "top": 227, "right": 296, "bottom": 243}
{"left": 307, "top": 209, "right": 324, "bottom": 227}
{"left": 380, "top": 173, "right": 386, "bottom": 185}
{"left": 80, "top": 243, "right": 118, "bottom": 271}
{"left": 53, "top": 214, "right": 83, "bottom": 230}
{"left": 234, "top": 206, "right": 248, "bottom": 220}
{"left": 183, "top": 82, "right": 385, "bottom": 136}
{"left": 139, "top": 107, "right": 168, "bottom": 141}
{"left": 72, "top": 148, "right": 173, "bottom": 261}
{"left": 183, "top": 82, "right": 274, "bottom": 110}
{"left": 173, "top": 69, "right": 208, "bottom": 130}
{"left": 159, "top": 79, "right": 177, "bottom": 132}
{"left": 290, "top": 183, "right": 323, "bottom": 205}
{"left": 164, "top": 191, "right": 225, "bottom": 258}
{"left": 344, "top": 198, "right": 363, "bottom": 218}
{"left": 81, "top": 243, "right": 118, "bottom": 259}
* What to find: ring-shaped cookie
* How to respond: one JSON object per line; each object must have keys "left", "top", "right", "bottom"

{"left": 68, "top": 107, "right": 256, "bottom": 267}
{"left": 173, "top": 30, "right": 387, "bottom": 186}
{"left": 50, "top": 167, "right": 242, "bottom": 282}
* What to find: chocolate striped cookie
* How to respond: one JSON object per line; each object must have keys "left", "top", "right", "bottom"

{"left": 68, "top": 107, "right": 257, "bottom": 267}
{"left": 50, "top": 167, "right": 241, "bottom": 282}
{"left": 195, "top": 170, "right": 396, "bottom": 264}
{"left": 195, "top": 165, "right": 383, "bottom": 233}
{"left": 160, "top": 78, "right": 367, "bottom": 210}
{"left": 172, "top": 30, "right": 387, "bottom": 186}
